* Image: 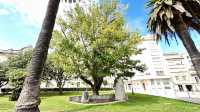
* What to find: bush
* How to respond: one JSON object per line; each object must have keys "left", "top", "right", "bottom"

{"left": 2, "top": 87, "right": 112, "bottom": 93}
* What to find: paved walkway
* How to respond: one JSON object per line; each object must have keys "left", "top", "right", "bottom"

{"left": 176, "top": 97, "right": 200, "bottom": 104}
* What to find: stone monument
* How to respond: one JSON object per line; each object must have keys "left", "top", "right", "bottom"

{"left": 115, "top": 78, "right": 128, "bottom": 101}
{"left": 81, "top": 90, "right": 89, "bottom": 103}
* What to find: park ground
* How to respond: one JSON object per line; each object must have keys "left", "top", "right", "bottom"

{"left": 0, "top": 92, "right": 200, "bottom": 112}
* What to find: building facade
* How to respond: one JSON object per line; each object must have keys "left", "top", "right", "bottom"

{"left": 165, "top": 53, "right": 200, "bottom": 98}
{"left": 126, "top": 35, "right": 175, "bottom": 98}
{"left": 127, "top": 35, "right": 200, "bottom": 99}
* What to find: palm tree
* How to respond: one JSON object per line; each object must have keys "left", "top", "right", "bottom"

{"left": 16, "top": 0, "right": 60, "bottom": 112}
{"left": 147, "top": 0, "right": 200, "bottom": 79}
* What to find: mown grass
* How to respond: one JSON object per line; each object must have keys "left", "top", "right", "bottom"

{"left": 0, "top": 91, "right": 200, "bottom": 112}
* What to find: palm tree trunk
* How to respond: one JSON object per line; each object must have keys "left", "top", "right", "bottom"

{"left": 16, "top": 0, "right": 60, "bottom": 112}
{"left": 175, "top": 15, "right": 200, "bottom": 79}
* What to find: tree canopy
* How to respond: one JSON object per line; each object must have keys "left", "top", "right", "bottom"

{"left": 51, "top": 1, "right": 145, "bottom": 95}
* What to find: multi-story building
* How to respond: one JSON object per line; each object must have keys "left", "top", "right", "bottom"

{"left": 165, "top": 53, "right": 200, "bottom": 98}
{"left": 126, "top": 35, "right": 175, "bottom": 98}
{"left": 127, "top": 35, "right": 200, "bottom": 99}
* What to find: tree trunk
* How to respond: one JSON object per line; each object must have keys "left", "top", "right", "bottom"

{"left": 15, "top": 0, "right": 60, "bottom": 112}
{"left": 80, "top": 75, "right": 103, "bottom": 96}
{"left": 57, "top": 84, "right": 63, "bottom": 95}
{"left": 92, "top": 87, "right": 100, "bottom": 96}
{"left": 175, "top": 15, "right": 200, "bottom": 79}
{"left": 92, "top": 77, "right": 103, "bottom": 96}
{"left": 58, "top": 87, "right": 63, "bottom": 95}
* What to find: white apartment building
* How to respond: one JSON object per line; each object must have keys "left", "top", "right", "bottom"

{"left": 166, "top": 53, "right": 200, "bottom": 98}
{"left": 127, "top": 35, "right": 200, "bottom": 99}
{"left": 126, "top": 35, "right": 175, "bottom": 98}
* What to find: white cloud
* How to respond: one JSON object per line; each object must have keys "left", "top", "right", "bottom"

{"left": 0, "top": 0, "right": 49, "bottom": 27}
{"left": 0, "top": 9, "right": 9, "bottom": 15}
{"left": 0, "top": 0, "right": 97, "bottom": 27}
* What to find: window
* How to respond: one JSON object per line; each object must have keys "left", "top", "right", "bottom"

{"left": 178, "top": 85, "right": 184, "bottom": 91}
{"left": 152, "top": 57, "right": 160, "bottom": 60}
{"left": 142, "top": 83, "right": 146, "bottom": 90}
{"left": 186, "top": 85, "right": 193, "bottom": 91}
{"left": 164, "top": 87, "right": 171, "bottom": 89}
{"left": 163, "top": 79, "right": 170, "bottom": 85}
{"left": 157, "top": 80, "right": 161, "bottom": 85}
{"left": 68, "top": 0, "right": 72, "bottom": 3}
{"left": 128, "top": 84, "right": 132, "bottom": 90}
{"left": 176, "top": 76, "right": 179, "bottom": 81}
{"left": 146, "top": 73, "right": 151, "bottom": 75}
{"left": 76, "top": 82, "right": 80, "bottom": 88}
{"left": 151, "top": 79, "right": 155, "bottom": 85}
{"left": 195, "top": 77, "right": 199, "bottom": 83}
{"left": 182, "top": 76, "right": 186, "bottom": 81}
{"left": 156, "top": 71, "right": 164, "bottom": 76}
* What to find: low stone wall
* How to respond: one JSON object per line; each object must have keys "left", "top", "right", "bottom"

{"left": 69, "top": 96, "right": 82, "bottom": 103}
{"left": 89, "top": 95, "right": 115, "bottom": 103}
{"left": 69, "top": 94, "right": 115, "bottom": 104}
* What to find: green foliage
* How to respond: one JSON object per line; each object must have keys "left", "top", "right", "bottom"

{"left": 5, "top": 49, "right": 32, "bottom": 101}
{"left": 6, "top": 69, "right": 25, "bottom": 89}
{"left": 52, "top": 0, "right": 145, "bottom": 94}
{"left": 43, "top": 58, "right": 71, "bottom": 94}
{"left": 7, "top": 69, "right": 24, "bottom": 101}
{"left": 6, "top": 49, "right": 32, "bottom": 85}
{"left": 0, "top": 63, "right": 9, "bottom": 88}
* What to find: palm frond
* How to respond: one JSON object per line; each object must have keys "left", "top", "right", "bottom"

{"left": 147, "top": 0, "right": 200, "bottom": 45}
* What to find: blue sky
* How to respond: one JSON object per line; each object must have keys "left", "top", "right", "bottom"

{"left": 0, "top": 0, "right": 200, "bottom": 53}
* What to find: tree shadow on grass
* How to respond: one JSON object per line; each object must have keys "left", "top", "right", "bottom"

{"left": 40, "top": 91, "right": 82, "bottom": 99}
{"left": 64, "top": 106, "right": 94, "bottom": 112}
{"left": 113, "top": 93, "right": 160, "bottom": 107}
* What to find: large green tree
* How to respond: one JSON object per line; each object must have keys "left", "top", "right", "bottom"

{"left": 16, "top": 0, "right": 60, "bottom": 112}
{"left": 147, "top": 0, "right": 200, "bottom": 78}
{"left": 52, "top": 1, "right": 145, "bottom": 95}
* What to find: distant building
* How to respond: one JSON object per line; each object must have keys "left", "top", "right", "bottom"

{"left": 0, "top": 45, "right": 32, "bottom": 63}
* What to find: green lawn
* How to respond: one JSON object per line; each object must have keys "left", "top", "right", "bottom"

{"left": 0, "top": 92, "right": 200, "bottom": 112}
